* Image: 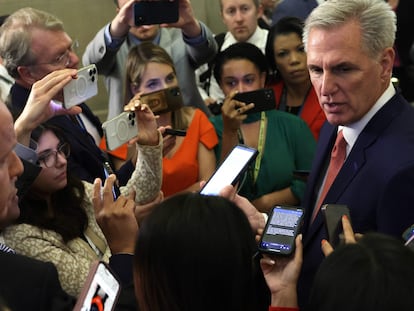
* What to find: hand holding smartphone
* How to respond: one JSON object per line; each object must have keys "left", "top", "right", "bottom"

{"left": 103, "top": 162, "right": 121, "bottom": 200}
{"left": 199, "top": 144, "right": 258, "bottom": 196}
{"left": 73, "top": 261, "right": 121, "bottom": 311}
{"left": 233, "top": 88, "right": 276, "bottom": 114}
{"left": 321, "top": 204, "right": 351, "bottom": 248}
{"left": 258, "top": 206, "right": 304, "bottom": 256}
{"left": 102, "top": 112, "right": 139, "bottom": 151}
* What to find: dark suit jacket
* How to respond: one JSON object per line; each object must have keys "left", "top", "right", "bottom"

{"left": 0, "top": 251, "right": 137, "bottom": 311}
{"left": 271, "top": 0, "right": 318, "bottom": 26}
{"left": 298, "top": 92, "right": 414, "bottom": 307}
{"left": 0, "top": 251, "right": 75, "bottom": 311}
{"left": 9, "top": 83, "right": 133, "bottom": 185}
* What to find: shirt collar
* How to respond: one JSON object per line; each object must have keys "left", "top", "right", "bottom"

{"left": 339, "top": 81, "right": 395, "bottom": 154}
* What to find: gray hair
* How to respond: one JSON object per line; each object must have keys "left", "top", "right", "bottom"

{"left": 303, "top": 0, "right": 396, "bottom": 58}
{"left": 0, "top": 7, "right": 65, "bottom": 79}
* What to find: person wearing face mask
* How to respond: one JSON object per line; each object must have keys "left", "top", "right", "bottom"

{"left": 210, "top": 42, "right": 315, "bottom": 213}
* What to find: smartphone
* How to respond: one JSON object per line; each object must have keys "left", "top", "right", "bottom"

{"left": 63, "top": 64, "right": 98, "bottom": 108}
{"left": 164, "top": 128, "right": 186, "bottom": 136}
{"left": 73, "top": 261, "right": 121, "bottom": 311}
{"left": 103, "top": 162, "right": 121, "bottom": 200}
{"left": 233, "top": 88, "right": 276, "bottom": 114}
{"left": 140, "top": 86, "right": 183, "bottom": 115}
{"left": 102, "top": 111, "right": 139, "bottom": 151}
{"left": 200, "top": 144, "right": 258, "bottom": 196}
{"left": 134, "top": 0, "right": 179, "bottom": 26}
{"left": 321, "top": 204, "right": 351, "bottom": 248}
{"left": 258, "top": 206, "right": 304, "bottom": 256}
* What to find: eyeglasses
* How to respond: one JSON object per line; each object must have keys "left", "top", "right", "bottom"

{"left": 37, "top": 143, "right": 71, "bottom": 168}
{"left": 30, "top": 40, "right": 79, "bottom": 68}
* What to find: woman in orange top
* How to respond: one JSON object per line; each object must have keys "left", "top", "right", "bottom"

{"left": 265, "top": 16, "right": 326, "bottom": 140}
{"left": 124, "top": 42, "right": 218, "bottom": 197}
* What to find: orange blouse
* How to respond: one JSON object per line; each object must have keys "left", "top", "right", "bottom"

{"left": 162, "top": 109, "right": 218, "bottom": 197}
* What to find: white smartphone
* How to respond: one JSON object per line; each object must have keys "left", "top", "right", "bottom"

{"left": 200, "top": 144, "right": 258, "bottom": 196}
{"left": 73, "top": 261, "right": 121, "bottom": 311}
{"left": 63, "top": 64, "right": 98, "bottom": 108}
{"left": 102, "top": 111, "right": 138, "bottom": 151}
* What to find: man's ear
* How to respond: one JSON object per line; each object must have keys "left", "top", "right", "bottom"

{"left": 379, "top": 47, "right": 395, "bottom": 82}
{"left": 16, "top": 66, "right": 37, "bottom": 86}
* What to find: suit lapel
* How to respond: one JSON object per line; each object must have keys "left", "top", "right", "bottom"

{"left": 303, "top": 93, "right": 405, "bottom": 246}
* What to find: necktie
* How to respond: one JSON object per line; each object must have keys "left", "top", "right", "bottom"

{"left": 0, "top": 243, "right": 15, "bottom": 254}
{"left": 312, "top": 130, "right": 347, "bottom": 222}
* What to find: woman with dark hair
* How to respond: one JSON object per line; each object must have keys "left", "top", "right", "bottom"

{"left": 133, "top": 192, "right": 261, "bottom": 311}
{"left": 3, "top": 105, "right": 162, "bottom": 297}
{"left": 211, "top": 42, "right": 316, "bottom": 213}
{"left": 265, "top": 17, "right": 325, "bottom": 140}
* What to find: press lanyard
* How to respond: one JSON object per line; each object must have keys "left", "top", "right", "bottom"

{"left": 253, "top": 111, "right": 267, "bottom": 183}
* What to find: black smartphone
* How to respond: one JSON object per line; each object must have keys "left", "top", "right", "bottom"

{"left": 164, "top": 128, "right": 187, "bottom": 136}
{"left": 200, "top": 144, "right": 258, "bottom": 196}
{"left": 233, "top": 88, "right": 276, "bottom": 114}
{"left": 321, "top": 204, "right": 351, "bottom": 248}
{"left": 103, "top": 162, "right": 121, "bottom": 200}
{"left": 134, "top": 0, "right": 179, "bottom": 26}
{"left": 258, "top": 206, "right": 304, "bottom": 256}
{"left": 73, "top": 261, "right": 121, "bottom": 311}
{"left": 140, "top": 86, "right": 183, "bottom": 115}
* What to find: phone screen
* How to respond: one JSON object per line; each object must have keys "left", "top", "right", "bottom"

{"left": 73, "top": 262, "right": 120, "bottom": 311}
{"left": 200, "top": 145, "right": 258, "bottom": 196}
{"left": 259, "top": 206, "right": 304, "bottom": 256}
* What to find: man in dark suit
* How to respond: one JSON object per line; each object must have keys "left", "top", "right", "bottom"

{"left": 298, "top": 0, "right": 414, "bottom": 307}
{"left": 0, "top": 8, "right": 134, "bottom": 185}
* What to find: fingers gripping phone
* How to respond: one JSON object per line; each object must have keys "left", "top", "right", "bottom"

{"left": 321, "top": 204, "right": 351, "bottom": 248}
{"left": 103, "top": 162, "right": 121, "bottom": 200}
{"left": 73, "top": 261, "right": 121, "bottom": 311}
{"left": 233, "top": 88, "right": 276, "bottom": 114}
{"left": 258, "top": 206, "right": 304, "bottom": 256}
{"left": 140, "top": 86, "right": 183, "bottom": 115}
{"left": 102, "top": 112, "right": 139, "bottom": 151}
{"left": 200, "top": 144, "right": 258, "bottom": 196}
{"left": 63, "top": 64, "right": 98, "bottom": 108}
{"left": 134, "top": 0, "right": 179, "bottom": 26}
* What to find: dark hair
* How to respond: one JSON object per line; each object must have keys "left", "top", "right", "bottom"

{"left": 265, "top": 16, "right": 305, "bottom": 81}
{"left": 134, "top": 193, "right": 259, "bottom": 311}
{"left": 308, "top": 233, "right": 414, "bottom": 311}
{"left": 18, "top": 124, "right": 87, "bottom": 243}
{"left": 213, "top": 42, "right": 269, "bottom": 86}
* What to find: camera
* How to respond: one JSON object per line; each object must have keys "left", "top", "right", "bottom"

{"left": 63, "top": 64, "right": 98, "bottom": 108}
{"left": 102, "top": 111, "right": 139, "bottom": 151}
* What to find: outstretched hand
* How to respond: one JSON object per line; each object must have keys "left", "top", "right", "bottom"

{"left": 92, "top": 175, "right": 138, "bottom": 254}
{"left": 260, "top": 235, "right": 303, "bottom": 308}
{"left": 124, "top": 95, "right": 160, "bottom": 146}
{"left": 321, "top": 215, "right": 359, "bottom": 256}
{"left": 14, "top": 69, "right": 81, "bottom": 145}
